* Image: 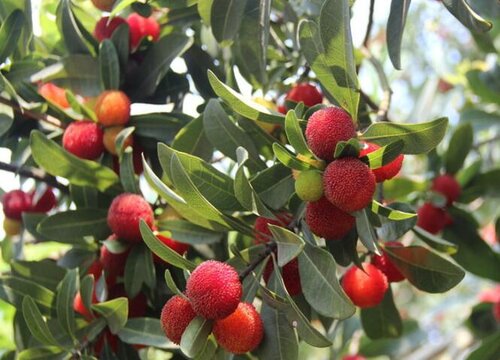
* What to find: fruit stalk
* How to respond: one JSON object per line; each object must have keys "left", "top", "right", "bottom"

{"left": 238, "top": 242, "right": 276, "bottom": 281}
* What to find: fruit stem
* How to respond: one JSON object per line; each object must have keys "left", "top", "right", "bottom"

{"left": 238, "top": 242, "right": 276, "bottom": 281}
{"left": 362, "top": 0, "right": 375, "bottom": 47}
{"left": 0, "top": 96, "right": 66, "bottom": 129}
{"left": 0, "top": 161, "right": 69, "bottom": 194}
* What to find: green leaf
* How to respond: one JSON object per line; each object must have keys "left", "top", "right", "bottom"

{"left": 413, "top": 226, "right": 458, "bottom": 254}
{"left": 117, "top": 317, "right": 175, "bottom": 348}
{"left": 387, "top": 0, "right": 411, "bottom": 70}
{"left": 142, "top": 155, "right": 187, "bottom": 205}
{"left": 360, "top": 117, "right": 448, "bottom": 154}
{"left": 442, "top": 0, "right": 492, "bottom": 33}
{"left": 120, "top": 148, "right": 140, "bottom": 194}
{"left": 30, "top": 131, "right": 121, "bottom": 194}
{"left": 180, "top": 316, "right": 213, "bottom": 358}
{"left": 361, "top": 140, "right": 404, "bottom": 170}
{"left": 371, "top": 200, "right": 416, "bottom": 220}
{"left": 11, "top": 260, "right": 66, "bottom": 292}
{"left": 56, "top": 0, "right": 92, "bottom": 55}
{"left": 203, "top": 99, "right": 265, "bottom": 171}
{"left": 360, "top": 287, "right": 402, "bottom": 339}
{"left": 99, "top": 39, "right": 120, "bottom": 90}
{"left": 164, "top": 269, "right": 186, "bottom": 298}
{"left": 355, "top": 209, "right": 380, "bottom": 254}
{"left": 0, "top": 9, "right": 25, "bottom": 64}
{"left": 91, "top": 297, "right": 128, "bottom": 334}
{"left": 207, "top": 70, "right": 284, "bottom": 124}
{"left": 56, "top": 269, "right": 78, "bottom": 340}
{"left": 445, "top": 123, "right": 473, "bottom": 174}
{"left": 273, "top": 143, "right": 315, "bottom": 171}
{"left": 124, "top": 244, "right": 156, "bottom": 298}
{"left": 298, "top": 243, "right": 355, "bottom": 319}
{"left": 37, "top": 209, "right": 110, "bottom": 244}
{"left": 285, "top": 110, "right": 313, "bottom": 157}
{"left": 130, "top": 112, "right": 191, "bottom": 143}
{"left": 0, "top": 113, "right": 14, "bottom": 137}
{"left": 384, "top": 245, "right": 465, "bottom": 293}
{"left": 140, "top": 221, "right": 196, "bottom": 271}
{"left": 210, "top": 0, "right": 247, "bottom": 44}
{"left": 157, "top": 220, "right": 222, "bottom": 245}
{"left": 172, "top": 115, "right": 213, "bottom": 162}
{"left": 0, "top": 276, "right": 55, "bottom": 314}
{"left": 80, "top": 275, "right": 95, "bottom": 316}
{"left": 110, "top": 24, "right": 129, "bottom": 70}
{"left": 334, "top": 138, "right": 361, "bottom": 159}
{"left": 325, "top": 228, "right": 361, "bottom": 267}
{"left": 115, "top": 127, "right": 135, "bottom": 157}
{"left": 269, "top": 225, "right": 305, "bottom": 267}
{"left": 22, "top": 296, "right": 59, "bottom": 346}
{"left": 17, "top": 347, "right": 66, "bottom": 360}
{"left": 465, "top": 331, "right": 500, "bottom": 360}
{"left": 251, "top": 164, "right": 295, "bottom": 210}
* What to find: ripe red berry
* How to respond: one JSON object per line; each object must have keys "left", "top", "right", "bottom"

{"left": 30, "top": 187, "right": 57, "bottom": 213}
{"left": 153, "top": 234, "right": 190, "bottom": 264}
{"left": 342, "top": 355, "right": 366, "bottom": 360}
{"left": 127, "top": 13, "right": 160, "bottom": 49}
{"left": 253, "top": 213, "right": 292, "bottom": 244}
{"left": 38, "top": 83, "right": 70, "bottom": 108}
{"left": 431, "top": 174, "right": 461, "bottom": 206}
{"left": 372, "top": 241, "right": 405, "bottom": 283}
{"left": 94, "top": 16, "right": 126, "bottom": 42}
{"left": 305, "top": 107, "right": 357, "bottom": 161}
{"left": 323, "top": 158, "right": 376, "bottom": 213}
{"left": 416, "top": 202, "right": 452, "bottom": 234}
{"left": 494, "top": 301, "right": 500, "bottom": 322}
{"left": 91, "top": 0, "right": 115, "bottom": 11}
{"left": 160, "top": 295, "right": 197, "bottom": 344}
{"left": 73, "top": 291, "right": 95, "bottom": 321}
{"left": 62, "top": 121, "right": 105, "bottom": 160}
{"left": 100, "top": 235, "right": 130, "bottom": 282}
{"left": 213, "top": 302, "right": 264, "bottom": 354}
{"left": 341, "top": 263, "right": 388, "bottom": 308}
{"left": 2, "top": 190, "right": 32, "bottom": 220}
{"left": 108, "top": 284, "right": 147, "bottom": 318}
{"left": 94, "top": 90, "right": 131, "bottom": 127}
{"left": 286, "top": 83, "right": 323, "bottom": 107}
{"left": 107, "top": 193, "right": 154, "bottom": 242}
{"left": 263, "top": 258, "right": 301, "bottom": 296}
{"left": 359, "top": 142, "right": 404, "bottom": 182}
{"left": 305, "top": 197, "right": 355, "bottom": 240}
{"left": 186, "top": 260, "right": 242, "bottom": 319}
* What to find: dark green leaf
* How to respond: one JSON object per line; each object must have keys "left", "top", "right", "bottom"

{"left": 99, "top": 40, "right": 120, "bottom": 90}
{"left": 57, "top": 0, "right": 92, "bottom": 55}
{"left": 445, "top": 123, "right": 473, "bottom": 174}
{"left": 91, "top": 297, "right": 128, "bottom": 334}
{"left": 273, "top": 143, "right": 315, "bottom": 171}
{"left": 17, "top": 347, "right": 66, "bottom": 360}
{"left": 172, "top": 115, "right": 213, "bottom": 162}
{"left": 56, "top": 269, "right": 78, "bottom": 340}
{"left": 360, "top": 287, "right": 402, "bottom": 339}
{"left": 465, "top": 331, "right": 500, "bottom": 360}
{"left": 361, "top": 140, "right": 404, "bottom": 170}
{"left": 120, "top": 148, "right": 140, "bottom": 194}
{"left": 269, "top": 225, "right": 305, "bottom": 267}
{"left": 210, "top": 0, "right": 247, "bottom": 44}
{"left": 251, "top": 164, "right": 295, "bottom": 210}
{"left": 442, "top": 0, "right": 492, "bottom": 33}
{"left": 0, "top": 9, "right": 25, "bottom": 64}
{"left": 11, "top": 260, "right": 66, "bottom": 292}
{"left": 355, "top": 209, "right": 380, "bottom": 254}
{"left": 129, "top": 113, "right": 191, "bottom": 143}
{"left": 156, "top": 220, "right": 222, "bottom": 245}
{"left": 285, "top": 110, "right": 313, "bottom": 156}
{"left": 164, "top": 269, "right": 186, "bottom": 298}
{"left": 387, "top": 0, "right": 411, "bottom": 70}
{"left": 0, "top": 276, "right": 55, "bottom": 314}
{"left": 0, "top": 113, "right": 14, "bottom": 137}
{"left": 413, "top": 226, "right": 457, "bottom": 254}
{"left": 334, "top": 138, "right": 361, "bottom": 159}
{"left": 22, "top": 296, "right": 59, "bottom": 346}
{"left": 124, "top": 244, "right": 156, "bottom": 298}
{"left": 180, "top": 317, "right": 213, "bottom": 358}
{"left": 110, "top": 24, "right": 129, "bottom": 70}
{"left": 117, "top": 317, "right": 175, "bottom": 348}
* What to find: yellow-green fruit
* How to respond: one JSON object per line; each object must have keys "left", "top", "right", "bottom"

{"left": 3, "top": 218, "right": 21, "bottom": 236}
{"left": 295, "top": 170, "right": 323, "bottom": 201}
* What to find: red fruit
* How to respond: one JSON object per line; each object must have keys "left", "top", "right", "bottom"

{"left": 107, "top": 193, "right": 154, "bottom": 242}
{"left": 478, "top": 286, "right": 500, "bottom": 303}
{"left": 305, "top": 107, "right": 357, "bottom": 161}
{"left": 108, "top": 284, "right": 147, "bottom": 317}
{"left": 253, "top": 213, "right": 292, "bottom": 244}
{"left": 277, "top": 104, "right": 287, "bottom": 114}
{"left": 73, "top": 291, "right": 95, "bottom": 321}
{"left": 186, "top": 260, "right": 242, "bottom": 320}
{"left": 127, "top": 13, "right": 160, "bottom": 49}
{"left": 62, "top": 121, "right": 105, "bottom": 160}
{"left": 213, "top": 302, "right": 264, "bottom": 354}
{"left": 2, "top": 190, "right": 32, "bottom": 220}
{"left": 93, "top": 329, "right": 119, "bottom": 355}
{"left": 416, "top": 202, "right": 452, "bottom": 234}
{"left": 359, "top": 142, "right": 404, "bottom": 182}
{"left": 38, "top": 83, "right": 70, "bottom": 108}
{"left": 341, "top": 263, "right": 388, "bottom": 308}
{"left": 263, "top": 258, "right": 301, "bottom": 296}
{"left": 91, "top": 0, "right": 115, "bottom": 11}
{"left": 305, "top": 197, "right": 355, "bottom": 240}
{"left": 95, "top": 90, "right": 131, "bottom": 127}
{"left": 494, "top": 301, "right": 500, "bottom": 322}
{"left": 286, "top": 83, "right": 323, "bottom": 108}
{"left": 431, "top": 174, "right": 461, "bottom": 206}
{"left": 94, "top": 16, "right": 126, "bottom": 42}
{"left": 372, "top": 241, "right": 405, "bottom": 283}
{"left": 323, "top": 158, "right": 376, "bottom": 213}
{"left": 30, "top": 187, "right": 57, "bottom": 213}
{"left": 160, "top": 295, "right": 197, "bottom": 344}
{"left": 87, "top": 259, "right": 104, "bottom": 280}
{"left": 342, "top": 355, "right": 366, "bottom": 360}
{"left": 100, "top": 235, "right": 130, "bottom": 281}
{"left": 153, "top": 234, "right": 190, "bottom": 264}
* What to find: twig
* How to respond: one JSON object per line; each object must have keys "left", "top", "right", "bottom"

{"left": 239, "top": 242, "right": 276, "bottom": 281}
{"left": 0, "top": 96, "right": 65, "bottom": 129}
{"left": 360, "top": 90, "right": 380, "bottom": 111}
{"left": 0, "top": 161, "right": 69, "bottom": 194}
{"left": 363, "top": 0, "right": 376, "bottom": 47}
{"left": 472, "top": 134, "right": 500, "bottom": 150}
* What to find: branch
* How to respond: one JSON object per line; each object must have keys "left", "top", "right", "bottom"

{"left": 473, "top": 134, "right": 500, "bottom": 150}
{"left": 363, "top": 0, "right": 376, "bottom": 47}
{"left": 0, "top": 161, "right": 69, "bottom": 194}
{"left": 0, "top": 96, "right": 66, "bottom": 129}
{"left": 239, "top": 242, "right": 276, "bottom": 281}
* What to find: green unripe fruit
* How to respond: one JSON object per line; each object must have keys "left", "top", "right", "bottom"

{"left": 295, "top": 170, "right": 324, "bottom": 201}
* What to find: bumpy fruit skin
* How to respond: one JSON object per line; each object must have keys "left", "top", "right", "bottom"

{"left": 160, "top": 295, "right": 197, "bottom": 344}
{"left": 213, "top": 302, "right": 264, "bottom": 354}
{"left": 359, "top": 142, "right": 404, "bottom": 182}
{"left": 323, "top": 158, "right": 376, "bottom": 213}
{"left": 305, "top": 197, "right": 355, "bottom": 240}
{"left": 103, "top": 126, "right": 133, "bottom": 155}
{"left": 62, "top": 121, "right": 105, "bottom": 160}
{"left": 3, "top": 218, "right": 22, "bottom": 236}
{"left": 100, "top": 235, "right": 130, "bottom": 282}
{"left": 372, "top": 241, "right": 405, "bottom": 283}
{"left": 305, "top": 107, "right": 357, "bottom": 161}
{"left": 108, "top": 284, "right": 147, "bottom": 317}
{"left": 253, "top": 213, "right": 292, "bottom": 244}
{"left": 107, "top": 193, "right": 154, "bottom": 242}
{"left": 263, "top": 258, "right": 301, "bottom": 296}
{"left": 91, "top": 0, "right": 115, "bottom": 11}
{"left": 38, "top": 83, "right": 69, "bottom": 108}
{"left": 186, "top": 260, "right": 242, "bottom": 319}
{"left": 2, "top": 190, "right": 32, "bottom": 220}
{"left": 341, "top": 263, "right": 388, "bottom": 308}
{"left": 286, "top": 83, "right": 323, "bottom": 108}
{"left": 416, "top": 202, "right": 452, "bottom": 234}
{"left": 94, "top": 16, "right": 126, "bottom": 42}
{"left": 295, "top": 170, "right": 324, "bottom": 201}
{"left": 95, "top": 90, "right": 131, "bottom": 127}
{"left": 154, "top": 234, "right": 190, "bottom": 264}
{"left": 431, "top": 174, "right": 461, "bottom": 206}
{"left": 30, "top": 187, "right": 57, "bottom": 213}
{"left": 127, "top": 13, "right": 160, "bottom": 49}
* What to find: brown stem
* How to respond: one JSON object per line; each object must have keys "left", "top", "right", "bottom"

{"left": 239, "top": 242, "right": 276, "bottom": 281}
{"left": 0, "top": 96, "right": 66, "bottom": 129}
{"left": 363, "top": 0, "right": 376, "bottom": 47}
{"left": 0, "top": 161, "right": 69, "bottom": 194}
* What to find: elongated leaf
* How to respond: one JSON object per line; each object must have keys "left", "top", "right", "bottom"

{"left": 172, "top": 115, "right": 213, "bottom": 162}
{"left": 91, "top": 297, "right": 128, "bottom": 334}
{"left": 30, "top": 131, "right": 121, "bottom": 194}
{"left": 120, "top": 148, "right": 140, "bottom": 194}
{"left": 22, "top": 296, "right": 59, "bottom": 346}
{"left": 334, "top": 138, "right": 361, "bottom": 159}
{"left": 251, "top": 164, "right": 295, "bottom": 210}
{"left": 413, "top": 226, "right": 457, "bottom": 254}
{"left": 117, "top": 317, "right": 175, "bottom": 348}
{"left": 387, "top": 0, "right": 411, "bottom": 70}
{"left": 210, "top": 0, "right": 247, "bottom": 43}
{"left": 12, "top": 260, "right": 66, "bottom": 292}
{"left": 273, "top": 143, "right": 314, "bottom": 171}
{"left": 57, "top": 0, "right": 92, "bottom": 55}
{"left": 361, "top": 117, "right": 448, "bottom": 154}
{"left": 142, "top": 155, "right": 186, "bottom": 204}
{"left": 157, "top": 220, "right": 222, "bottom": 245}
{"left": 445, "top": 123, "right": 473, "bottom": 174}
{"left": 0, "top": 276, "right": 55, "bottom": 314}
{"left": 466, "top": 330, "right": 500, "bottom": 360}
{"left": 99, "top": 40, "right": 120, "bottom": 90}
{"left": 164, "top": 270, "right": 185, "bottom": 298}
{"left": 18, "top": 347, "right": 66, "bottom": 360}
{"left": 361, "top": 287, "right": 402, "bottom": 339}
{"left": 56, "top": 269, "right": 78, "bottom": 340}
{"left": 285, "top": 110, "right": 313, "bottom": 156}
{"left": 361, "top": 140, "right": 404, "bottom": 170}
{"left": 269, "top": 225, "right": 305, "bottom": 266}
{"left": 124, "top": 244, "right": 155, "bottom": 298}
{"left": 355, "top": 209, "right": 380, "bottom": 254}
{"left": 180, "top": 317, "right": 213, "bottom": 358}
{"left": 371, "top": 200, "right": 416, "bottom": 220}
{"left": 442, "top": 0, "right": 492, "bottom": 33}
{"left": 0, "top": 9, "right": 25, "bottom": 64}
